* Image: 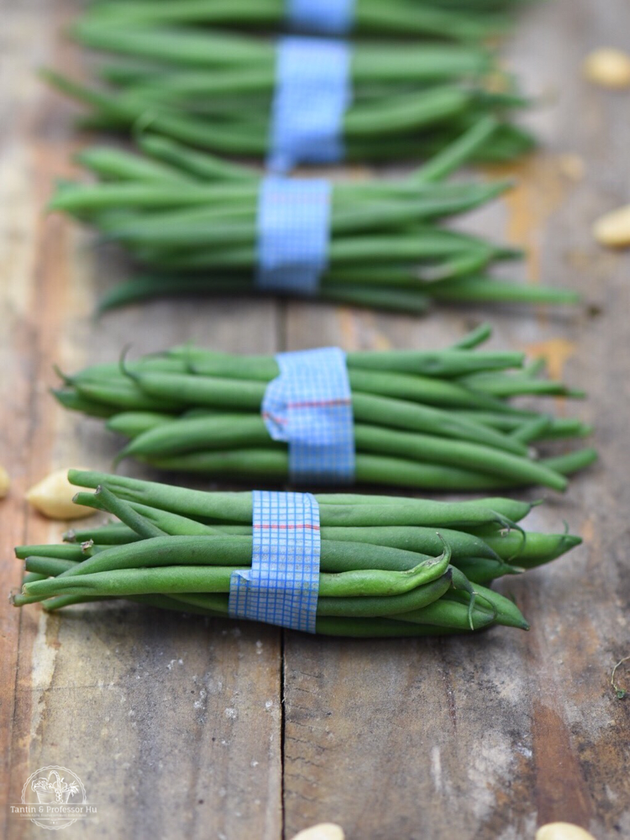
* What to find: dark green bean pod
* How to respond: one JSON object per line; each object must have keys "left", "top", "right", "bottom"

{"left": 53, "top": 327, "right": 595, "bottom": 493}
{"left": 12, "top": 474, "right": 581, "bottom": 638}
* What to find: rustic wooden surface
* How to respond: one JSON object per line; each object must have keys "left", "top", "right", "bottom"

{"left": 1, "top": 1, "right": 630, "bottom": 838}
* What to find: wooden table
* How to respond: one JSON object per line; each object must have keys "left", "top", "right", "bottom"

{"left": 1, "top": 1, "right": 629, "bottom": 838}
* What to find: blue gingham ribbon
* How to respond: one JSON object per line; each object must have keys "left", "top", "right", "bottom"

{"left": 286, "top": 0, "right": 355, "bottom": 35}
{"left": 268, "top": 36, "right": 352, "bottom": 172}
{"left": 256, "top": 176, "right": 332, "bottom": 294}
{"left": 229, "top": 490, "right": 320, "bottom": 633}
{"left": 262, "top": 347, "right": 355, "bottom": 484}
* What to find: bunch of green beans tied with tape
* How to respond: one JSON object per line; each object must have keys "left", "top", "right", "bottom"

{"left": 44, "top": 10, "right": 535, "bottom": 166}
{"left": 49, "top": 129, "right": 577, "bottom": 314}
{"left": 12, "top": 469, "right": 582, "bottom": 638}
{"left": 82, "top": 0, "right": 534, "bottom": 43}
{"left": 53, "top": 326, "right": 597, "bottom": 492}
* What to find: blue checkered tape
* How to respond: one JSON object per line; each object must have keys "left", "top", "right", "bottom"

{"left": 256, "top": 176, "right": 332, "bottom": 294}
{"left": 268, "top": 36, "right": 352, "bottom": 172}
{"left": 229, "top": 490, "right": 320, "bottom": 633}
{"left": 286, "top": 0, "right": 355, "bottom": 35}
{"left": 262, "top": 347, "right": 356, "bottom": 484}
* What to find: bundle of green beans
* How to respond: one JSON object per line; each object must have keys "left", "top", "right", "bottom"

{"left": 82, "top": 0, "right": 534, "bottom": 42}
{"left": 53, "top": 326, "right": 597, "bottom": 492}
{"left": 44, "top": 11, "right": 535, "bottom": 165}
{"left": 11, "top": 469, "right": 582, "bottom": 638}
{"left": 49, "top": 128, "right": 577, "bottom": 314}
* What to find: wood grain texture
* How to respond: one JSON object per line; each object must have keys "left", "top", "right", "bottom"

{"left": 0, "top": 3, "right": 282, "bottom": 840}
{"left": 281, "top": 2, "right": 630, "bottom": 838}
{"left": 1, "top": 0, "right": 630, "bottom": 839}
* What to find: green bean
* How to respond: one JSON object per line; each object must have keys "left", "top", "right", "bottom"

{"left": 20, "top": 567, "right": 450, "bottom": 621}
{"left": 25, "top": 557, "right": 77, "bottom": 577}
{"left": 73, "top": 379, "right": 181, "bottom": 412}
{"left": 40, "top": 3, "right": 563, "bottom": 319}
{"left": 352, "top": 424, "right": 566, "bottom": 490}
{"left": 95, "top": 484, "right": 167, "bottom": 538}
{"left": 140, "top": 446, "right": 569, "bottom": 492}
{"left": 392, "top": 598, "right": 496, "bottom": 631}
{"left": 52, "top": 388, "right": 118, "bottom": 418}
{"left": 446, "top": 584, "right": 528, "bottom": 629}
{"left": 64, "top": 523, "right": 140, "bottom": 544}
{"left": 124, "top": 370, "right": 264, "bottom": 409}
{"left": 64, "top": 514, "right": 570, "bottom": 580}
{"left": 316, "top": 572, "right": 452, "bottom": 617}
{"left": 481, "top": 531, "right": 582, "bottom": 566}
{"left": 78, "top": 0, "right": 512, "bottom": 43}
{"left": 22, "top": 566, "right": 242, "bottom": 600}
{"left": 126, "top": 502, "right": 236, "bottom": 538}
{"left": 450, "top": 556, "right": 522, "bottom": 584}
{"left": 15, "top": 544, "right": 85, "bottom": 561}
{"left": 43, "top": 61, "right": 527, "bottom": 161}
{"left": 114, "top": 407, "right": 529, "bottom": 468}
{"left": 54, "top": 327, "right": 593, "bottom": 494}
{"left": 107, "top": 411, "right": 173, "bottom": 437}
{"left": 458, "top": 371, "right": 584, "bottom": 399}
{"left": 21, "top": 549, "right": 447, "bottom": 600}
{"left": 64, "top": 516, "right": 561, "bottom": 577}
{"left": 49, "top": 534, "right": 254, "bottom": 579}
{"left": 542, "top": 448, "right": 598, "bottom": 476}
{"left": 316, "top": 526, "right": 502, "bottom": 563}
{"left": 138, "top": 134, "right": 257, "bottom": 182}
{"left": 76, "top": 145, "right": 193, "bottom": 184}
{"left": 68, "top": 471, "right": 522, "bottom": 528}
{"left": 12, "top": 474, "right": 582, "bottom": 637}
{"left": 48, "top": 533, "right": 451, "bottom": 584}
{"left": 22, "top": 572, "right": 48, "bottom": 585}
{"left": 175, "top": 343, "right": 526, "bottom": 379}
{"left": 428, "top": 275, "right": 581, "bottom": 306}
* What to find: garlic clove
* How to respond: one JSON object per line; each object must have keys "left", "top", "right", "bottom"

{"left": 0, "top": 465, "right": 9, "bottom": 499}
{"left": 536, "top": 822, "right": 597, "bottom": 840}
{"left": 584, "top": 48, "right": 630, "bottom": 89}
{"left": 290, "top": 824, "right": 345, "bottom": 840}
{"left": 26, "top": 468, "right": 95, "bottom": 520}
{"left": 593, "top": 204, "right": 630, "bottom": 248}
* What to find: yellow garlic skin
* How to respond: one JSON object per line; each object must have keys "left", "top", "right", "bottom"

{"left": 26, "top": 468, "right": 94, "bottom": 520}
{"left": 290, "top": 824, "right": 345, "bottom": 840}
{"left": 593, "top": 204, "right": 630, "bottom": 248}
{"left": 584, "top": 48, "right": 630, "bottom": 89}
{"left": 536, "top": 822, "right": 597, "bottom": 840}
{"left": 0, "top": 466, "right": 9, "bottom": 498}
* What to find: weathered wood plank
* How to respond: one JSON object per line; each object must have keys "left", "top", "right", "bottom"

{"left": 3, "top": 0, "right": 630, "bottom": 838}
{"left": 1, "top": 3, "right": 283, "bottom": 839}
{"left": 282, "top": 1, "right": 630, "bottom": 838}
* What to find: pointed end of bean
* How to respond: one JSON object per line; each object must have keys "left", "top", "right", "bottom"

{"left": 53, "top": 363, "right": 73, "bottom": 385}
{"left": 560, "top": 534, "right": 583, "bottom": 553}
{"left": 546, "top": 472, "right": 569, "bottom": 493}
